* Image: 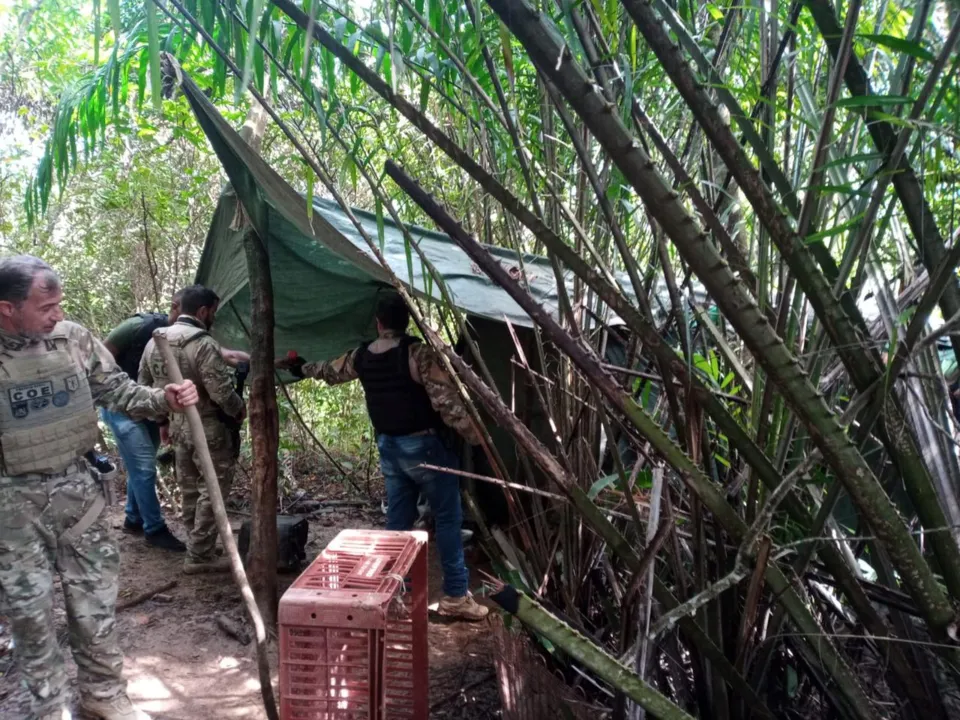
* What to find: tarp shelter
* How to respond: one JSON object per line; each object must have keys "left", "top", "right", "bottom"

{"left": 178, "top": 63, "right": 705, "bottom": 523}
{"left": 176, "top": 66, "right": 630, "bottom": 515}
{"left": 182, "top": 70, "right": 628, "bottom": 365}
{"left": 177, "top": 63, "right": 960, "bottom": 539}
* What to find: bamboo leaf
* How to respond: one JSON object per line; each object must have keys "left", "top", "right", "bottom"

{"left": 640, "top": 379, "right": 652, "bottom": 409}
{"left": 201, "top": 0, "right": 215, "bottom": 34}
{"left": 375, "top": 195, "right": 385, "bottom": 252}
{"left": 835, "top": 94, "right": 914, "bottom": 109}
{"left": 499, "top": 21, "right": 514, "bottom": 88}
{"left": 399, "top": 15, "right": 413, "bottom": 55}
{"left": 137, "top": 48, "right": 149, "bottom": 110}
{"left": 305, "top": 165, "right": 314, "bottom": 222}
{"left": 870, "top": 111, "right": 915, "bottom": 128}
{"left": 239, "top": 0, "right": 265, "bottom": 99}
{"left": 810, "top": 184, "right": 869, "bottom": 198}
{"left": 805, "top": 213, "right": 866, "bottom": 243}
{"left": 300, "top": 0, "right": 317, "bottom": 86}
{"left": 404, "top": 231, "right": 415, "bottom": 287}
{"left": 269, "top": 15, "right": 280, "bottom": 102}
{"left": 418, "top": 76, "right": 430, "bottom": 110}
{"left": 213, "top": 27, "right": 228, "bottom": 96}
{"left": 705, "top": 2, "right": 723, "bottom": 21}
{"left": 859, "top": 33, "right": 936, "bottom": 62}
{"left": 254, "top": 43, "right": 265, "bottom": 91}
{"left": 322, "top": 47, "right": 336, "bottom": 102}
{"left": 94, "top": 0, "right": 101, "bottom": 66}
{"left": 428, "top": 0, "right": 443, "bottom": 36}
{"left": 822, "top": 152, "right": 885, "bottom": 170}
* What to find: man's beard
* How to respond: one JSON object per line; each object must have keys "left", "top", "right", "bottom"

{"left": 13, "top": 314, "right": 47, "bottom": 342}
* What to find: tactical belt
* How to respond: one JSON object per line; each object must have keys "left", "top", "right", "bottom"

{"left": 59, "top": 492, "right": 105, "bottom": 546}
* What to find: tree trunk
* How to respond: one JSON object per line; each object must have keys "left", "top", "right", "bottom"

{"left": 243, "top": 228, "right": 280, "bottom": 626}
{"left": 237, "top": 100, "right": 279, "bottom": 626}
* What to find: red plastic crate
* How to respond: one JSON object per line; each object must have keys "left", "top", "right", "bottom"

{"left": 279, "top": 529, "right": 429, "bottom": 720}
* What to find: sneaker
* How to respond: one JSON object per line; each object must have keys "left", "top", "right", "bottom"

{"left": 79, "top": 693, "right": 151, "bottom": 719}
{"left": 145, "top": 527, "right": 186, "bottom": 553}
{"left": 437, "top": 593, "right": 489, "bottom": 621}
{"left": 183, "top": 557, "right": 231, "bottom": 575}
{"left": 122, "top": 519, "right": 144, "bottom": 535}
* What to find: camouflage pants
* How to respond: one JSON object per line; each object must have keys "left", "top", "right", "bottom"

{"left": 174, "top": 421, "right": 236, "bottom": 563}
{"left": 0, "top": 468, "right": 124, "bottom": 717}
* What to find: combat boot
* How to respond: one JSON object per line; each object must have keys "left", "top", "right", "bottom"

{"left": 437, "top": 593, "right": 490, "bottom": 621}
{"left": 183, "top": 556, "right": 231, "bottom": 574}
{"left": 78, "top": 693, "right": 151, "bottom": 720}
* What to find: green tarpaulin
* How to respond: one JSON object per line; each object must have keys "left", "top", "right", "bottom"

{"left": 180, "top": 66, "right": 611, "bottom": 364}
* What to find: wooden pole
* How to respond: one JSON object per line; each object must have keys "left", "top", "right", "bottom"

{"left": 236, "top": 99, "right": 279, "bottom": 625}
{"left": 153, "top": 332, "right": 279, "bottom": 720}
{"left": 243, "top": 229, "right": 280, "bottom": 626}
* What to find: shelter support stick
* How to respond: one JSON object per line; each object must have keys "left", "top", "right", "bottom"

{"left": 153, "top": 332, "right": 279, "bottom": 720}
{"left": 243, "top": 227, "right": 280, "bottom": 627}
{"left": 235, "top": 96, "right": 280, "bottom": 627}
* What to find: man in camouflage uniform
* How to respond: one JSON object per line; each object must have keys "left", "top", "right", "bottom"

{"left": 139, "top": 285, "right": 244, "bottom": 574}
{"left": 278, "top": 292, "right": 488, "bottom": 621}
{"left": 100, "top": 289, "right": 250, "bottom": 552}
{"left": 0, "top": 255, "right": 199, "bottom": 720}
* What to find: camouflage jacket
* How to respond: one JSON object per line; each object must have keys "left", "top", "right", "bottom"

{"left": 302, "top": 333, "right": 481, "bottom": 445}
{"left": 0, "top": 322, "right": 169, "bottom": 420}
{"left": 139, "top": 317, "right": 243, "bottom": 438}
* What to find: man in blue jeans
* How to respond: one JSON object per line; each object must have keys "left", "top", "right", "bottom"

{"left": 101, "top": 290, "right": 248, "bottom": 551}
{"left": 278, "top": 293, "right": 488, "bottom": 621}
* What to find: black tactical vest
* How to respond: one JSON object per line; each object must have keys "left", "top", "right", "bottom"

{"left": 116, "top": 312, "right": 168, "bottom": 380}
{"left": 355, "top": 335, "right": 441, "bottom": 437}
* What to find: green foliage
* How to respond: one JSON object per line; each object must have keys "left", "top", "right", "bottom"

{"left": 6, "top": 0, "right": 960, "bottom": 714}
{"left": 286, "top": 380, "right": 373, "bottom": 459}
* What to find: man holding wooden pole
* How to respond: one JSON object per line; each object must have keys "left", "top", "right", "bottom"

{"left": 0, "top": 255, "right": 199, "bottom": 720}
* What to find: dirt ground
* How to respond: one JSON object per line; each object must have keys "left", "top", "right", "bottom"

{"left": 0, "top": 472, "right": 502, "bottom": 719}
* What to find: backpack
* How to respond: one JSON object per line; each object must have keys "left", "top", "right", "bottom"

{"left": 116, "top": 312, "right": 169, "bottom": 379}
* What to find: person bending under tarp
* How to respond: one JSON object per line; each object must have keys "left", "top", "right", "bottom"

{"left": 277, "top": 292, "right": 488, "bottom": 621}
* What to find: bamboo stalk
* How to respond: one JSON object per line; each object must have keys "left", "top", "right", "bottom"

{"left": 491, "top": 585, "right": 695, "bottom": 720}
{"left": 385, "top": 158, "right": 860, "bottom": 720}
{"left": 485, "top": 0, "right": 956, "bottom": 657}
